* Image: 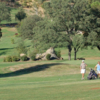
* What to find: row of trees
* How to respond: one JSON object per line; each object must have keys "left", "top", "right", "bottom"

{"left": 1, "top": 0, "right": 100, "bottom": 60}
{"left": 18, "top": 0, "right": 100, "bottom": 60}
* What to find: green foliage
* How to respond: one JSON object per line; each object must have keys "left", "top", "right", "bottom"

{"left": 16, "top": 40, "right": 27, "bottom": 55}
{"left": 18, "top": 15, "right": 42, "bottom": 39}
{"left": 3, "top": 56, "right": 20, "bottom": 62}
{"left": 55, "top": 50, "right": 61, "bottom": 58}
{"left": 46, "top": 54, "right": 51, "bottom": 60}
{"left": 12, "top": 56, "right": 19, "bottom": 62}
{"left": 0, "top": 3, "right": 11, "bottom": 23}
{"left": 30, "top": 53, "right": 36, "bottom": 61}
{"left": 37, "top": 0, "right": 46, "bottom": 4}
{"left": 33, "top": 19, "right": 68, "bottom": 52}
{"left": 20, "top": 55, "right": 28, "bottom": 61}
{"left": 87, "top": 0, "right": 100, "bottom": 50}
{"left": 15, "top": 1, "right": 20, "bottom": 6}
{"left": 15, "top": 7, "right": 26, "bottom": 21}
{"left": 72, "top": 35, "right": 85, "bottom": 60}
{"left": 43, "top": 0, "right": 91, "bottom": 60}
{"left": 91, "top": 1, "right": 100, "bottom": 11}
{"left": 11, "top": 38, "right": 15, "bottom": 44}
{"left": 4, "top": 56, "right": 12, "bottom": 62}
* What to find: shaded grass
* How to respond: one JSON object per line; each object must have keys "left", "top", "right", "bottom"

{"left": 1, "top": 8, "right": 18, "bottom": 24}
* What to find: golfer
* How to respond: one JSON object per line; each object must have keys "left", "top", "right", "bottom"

{"left": 80, "top": 60, "right": 87, "bottom": 80}
{"left": 94, "top": 61, "right": 100, "bottom": 78}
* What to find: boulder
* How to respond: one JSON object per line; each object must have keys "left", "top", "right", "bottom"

{"left": 36, "top": 47, "right": 58, "bottom": 60}
{"left": 20, "top": 53, "right": 26, "bottom": 57}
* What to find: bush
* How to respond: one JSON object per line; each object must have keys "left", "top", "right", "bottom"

{"left": 3, "top": 56, "right": 20, "bottom": 62}
{"left": 55, "top": 50, "right": 61, "bottom": 58}
{"left": 29, "top": 51, "right": 36, "bottom": 61}
{"left": 30, "top": 54, "right": 36, "bottom": 61}
{"left": 6, "top": 56, "right": 12, "bottom": 62}
{"left": 46, "top": 54, "right": 51, "bottom": 60}
{"left": 11, "top": 38, "right": 14, "bottom": 44}
{"left": 16, "top": 40, "right": 27, "bottom": 55}
{"left": 20, "top": 55, "right": 28, "bottom": 61}
{"left": 12, "top": 56, "right": 20, "bottom": 62}
{"left": 3, "top": 57, "right": 6, "bottom": 62}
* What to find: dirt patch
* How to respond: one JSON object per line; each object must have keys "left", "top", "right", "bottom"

{"left": 8, "top": 28, "right": 17, "bottom": 32}
{"left": 85, "top": 57, "right": 100, "bottom": 60}
{"left": 91, "top": 87, "right": 100, "bottom": 90}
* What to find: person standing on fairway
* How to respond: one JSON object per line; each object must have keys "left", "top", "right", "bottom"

{"left": 94, "top": 61, "right": 100, "bottom": 78}
{"left": 80, "top": 60, "right": 87, "bottom": 80}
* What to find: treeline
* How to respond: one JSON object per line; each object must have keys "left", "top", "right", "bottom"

{"left": 16, "top": 0, "right": 100, "bottom": 60}
{"left": 1, "top": 0, "right": 100, "bottom": 60}
{"left": 0, "top": 0, "right": 48, "bottom": 8}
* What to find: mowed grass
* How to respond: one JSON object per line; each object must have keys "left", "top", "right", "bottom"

{"left": 1, "top": 8, "right": 19, "bottom": 24}
{"left": 0, "top": 27, "right": 100, "bottom": 100}
{"left": 0, "top": 60, "right": 100, "bottom": 100}
{"left": 0, "top": 62, "right": 100, "bottom": 100}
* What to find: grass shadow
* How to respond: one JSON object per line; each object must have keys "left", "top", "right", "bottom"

{"left": 0, "top": 63, "right": 68, "bottom": 78}
{"left": 0, "top": 48, "right": 14, "bottom": 55}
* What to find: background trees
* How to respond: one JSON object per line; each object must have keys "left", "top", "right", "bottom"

{"left": 18, "top": 15, "right": 42, "bottom": 39}
{"left": 32, "top": 19, "right": 68, "bottom": 52}
{"left": 43, "top": 0, "right": 91, "bottom": 60}
{"left": 86, "top": 0, "right": 100, "bottom": 50}
{"left": 0, "top": 2, "right": 11, "bottom": 23}
{"left": 15, "top": 7, "right": 26, "bottom": 21}
{"left": 14, "top": 0, "right": 100, "bottom": 60}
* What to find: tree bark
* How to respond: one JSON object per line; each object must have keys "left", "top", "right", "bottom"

{"left": 74, "top": 48, "right": 77, "bottom": 60}
{"left": 68, "top": 45, "right": 72, "bottom": 60}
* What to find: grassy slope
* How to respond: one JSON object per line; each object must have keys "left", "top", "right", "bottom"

{"left": 0, "top": 27, "right": 100, "bottom": 99}
{"left": 0, "top": 8, "right": 100, "bottom": 99}
{"left": 1, "top": 8, "right": 18, "bottom": 24}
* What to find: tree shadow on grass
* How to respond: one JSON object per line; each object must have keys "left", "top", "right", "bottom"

{"left": 0, "top": 48, "right": 14, "bottom": 56}
{"left": 0, "top": 63, "right": 68, "bottom": 78}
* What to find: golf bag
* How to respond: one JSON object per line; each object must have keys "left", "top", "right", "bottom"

{"left": 87, "top": 69, "right": 98, "bottom": 80}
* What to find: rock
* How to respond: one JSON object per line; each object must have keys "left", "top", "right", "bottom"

{"left": 42, "top": 47, "right": 58, "bottom": 60}
{"left": 36, "top": 54, "right": 42, "bottom": 59}
{"left": 36, "top": 47, "right": 58, "bottom": 60}
{"left": 20, "top": 53, "right": 26, "bottom": 57}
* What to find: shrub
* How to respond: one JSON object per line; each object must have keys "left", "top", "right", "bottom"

{"left": 6, "top": 56, "right": 12, "bottom": 62}
{"left": 3, "top": 57, "right": 6, "bottom": 62}
{"left": 46, "top": 54, "right": 51, "bottom": 60}
{"left": 30, "top": 54, "right": 36, "bottom": 61}
{"left": 16, "top": 40, "right": 27, "bottom": 55}
{"left": 20, "top": 55, "right": 28, "bottom": 61}
{"left": 29, "top": 51, "right": 36, "bottom": 61}
{"left": 11, "top": 38, "right": 14, "bottom": 44}
{"left": 3, "top": 56, "right": 20, "bottom": 62}
{"left": 12, "top": 56, "right": 19, "bottom": 62}
{"left": 55, "top": 50, "right": 61, "bottom": 58}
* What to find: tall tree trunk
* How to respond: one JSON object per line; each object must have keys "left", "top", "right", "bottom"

{"left": 74, "top": 48, "right": 77, "bottom": 60}
{"left": 68, "top": 45, "right": 72, "bottom": 60}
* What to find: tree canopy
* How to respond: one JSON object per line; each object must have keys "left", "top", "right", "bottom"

{"left": 33, "top": 19, "right": 68, "bottom": 52}
{"left": 15, "top": 7, "right": 26, "bottom": 21}
{"left": 43, "top": 0, "right": 91, "bottom": 60}
{"left": 18, "top": 15, "right": 42, "bottom": 39}
{"left": 0, "top": 2, "right": 11, "bottom": 23}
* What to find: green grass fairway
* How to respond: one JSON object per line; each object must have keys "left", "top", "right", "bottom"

{"left": 0, "top": 60, "right": 99, "bottom": 100}
{"left": 1, "top": 8, "right": 18, "bottom": 24}
{"left": 0, "top": 27, "right": 100, "bottom": 100}
{"left": 0, "top": 75, "right": 100, "bottom": 100}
